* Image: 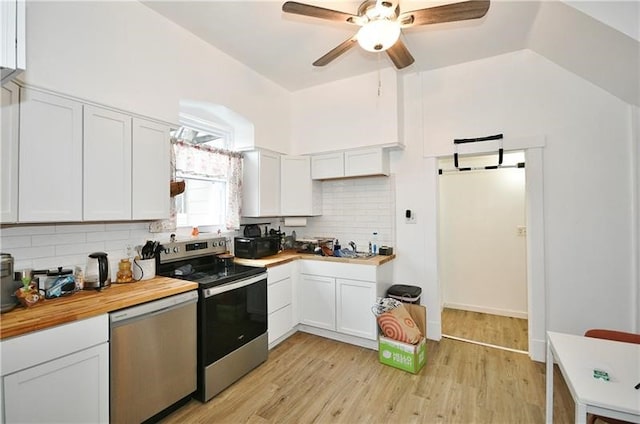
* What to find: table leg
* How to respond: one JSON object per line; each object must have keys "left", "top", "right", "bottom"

{"left": 546, "top": 338, "right": 554, "bottom": 424}
{"left": 575, "top": 402, "right": 587, "bottom": 424}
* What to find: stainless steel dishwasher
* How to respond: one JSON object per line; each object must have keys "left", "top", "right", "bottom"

{"left": 110, "top": 290, "right": 198, "bottom": 423}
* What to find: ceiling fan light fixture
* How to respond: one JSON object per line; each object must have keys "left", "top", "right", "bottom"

{"left": 356, "top": 19, "right": 401, "bottom": 52}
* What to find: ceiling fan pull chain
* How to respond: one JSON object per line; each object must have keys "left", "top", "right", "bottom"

{"left": 377, "top": 54, "right": 382, "bottom": 97}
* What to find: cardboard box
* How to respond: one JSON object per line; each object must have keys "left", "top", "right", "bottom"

{"left": 378, "top": 303, "right": 427, "bottom": 374}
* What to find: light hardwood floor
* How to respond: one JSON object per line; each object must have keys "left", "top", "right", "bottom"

{"left": 441, "top": 308, "right": 529, "bottom": 352}
{"left": 160, "top": 332, "right": 574, "bottom": 424}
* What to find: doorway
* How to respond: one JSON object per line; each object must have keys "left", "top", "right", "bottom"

{"left": 438, "top": 151, "right": 528, "bottom": 352}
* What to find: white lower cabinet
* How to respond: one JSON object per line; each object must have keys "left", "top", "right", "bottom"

{"left": 336, "top": 278, "right": 377, "bottom": 340}
{"left": 299, "top": 274, "right": 376, "bottom": 340}
{"left": 0, "top": 315, "right": 109, "bottom": 424}
{"left": 267, "top": 262, "right": 296, "bottom": 347}
{"left": 299, "top": 274, "right": 336, "bottom": 331}
{"left": 298, "top": 260, "right": 393, "bottom": 345}
{"left": 3, "top": 343, "right": 109, "bottom": 423}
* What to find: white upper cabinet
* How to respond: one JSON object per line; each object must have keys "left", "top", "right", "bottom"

{"left": 310, "top": 152, "right": 344, "bottom": 180}
{"left": 344, "top": 148, "right": 389, "bottom": 177}
{"left": 16, "top": 86, "right": 170, "bottom": 223}
{"left": 311, "top": 148, "right": 390, "bottom": 180}
{"left": 242, "top": 150, "right": 280, "bottom": 217}
{"left": 132, "top": 118, "right": 170, "bottom": 220}
{"left": 0, "top": 0, "right": 25, "bottom": 84}
{"left": 1, "top": 81, "right": 19, "bottom": 223}
{"left": 18, "top": 88, "right": 83, "bottom": 222}
{"left": 280, "top": 155, "right": 321, "bottom": 216}
{"left": 83, "top": 105, "right": 132, "bottom": 221}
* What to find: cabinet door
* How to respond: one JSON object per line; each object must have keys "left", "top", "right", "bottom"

{"left": 83, "top": 105, "right": 132, "bottom": 220}
{"left": 1, "top": 81, "right": 19, "bottom": 222}
{"left": 336, "top": 278, "right": 377, "bottom": 340}
{"left": 132, "top": 118, "right": 170, "bottom": 220}
{"left": 0, "top": 0, "right": 26, "bottom": 84}
{"left": 344, "top": 148, "right": 389, "bottom": 177}
{"left": 281, "top": 155, "right": 320, "bottom": 216}
{"left": 299, "top": 274, "right": 335, "bottom": 330}
{"left": 4, "top": 343, "right": 109, "bottom": 423}
{"left": 242, "top": 150, "right": 280, "bottom": 217}
{"left": 311, "top": 152, "right": 344, "bottom": 180}
{"left": 18, "top": 88, "right": 83, "bottom": 222}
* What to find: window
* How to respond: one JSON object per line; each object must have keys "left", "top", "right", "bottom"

{"left": 174, "top": 177, "right": 227, "bottom": 228}
{"left": 170, "top": 125, "right": 242, "bottom": 230}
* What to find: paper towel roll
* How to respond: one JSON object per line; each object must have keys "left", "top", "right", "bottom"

{"left": 283, "top": 217, "right": 307, "bottom": 226}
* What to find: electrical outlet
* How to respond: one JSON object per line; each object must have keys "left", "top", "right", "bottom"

{"left": 517, "top": 226, "right": 527, "bottom": 237}
{"left": 125, "top": 244, "right": 133, "bottom": 257}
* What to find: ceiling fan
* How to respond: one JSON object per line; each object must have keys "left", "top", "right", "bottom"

{"left": 282, "top": 0, "right": 490, "bottom": 69}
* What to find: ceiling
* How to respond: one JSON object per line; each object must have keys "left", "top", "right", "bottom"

{"left": 142, "top": 1, "right": 639, "bottom": 105}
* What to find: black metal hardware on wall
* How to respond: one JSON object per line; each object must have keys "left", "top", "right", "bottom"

{"left": 453, "top": 133, "right": 503, "bottom": 171}
{"left": 438, "top": 134, "right": 525, "bottom": 174}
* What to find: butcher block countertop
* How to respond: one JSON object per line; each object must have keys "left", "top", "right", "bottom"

{"left": 0, "top": 276, "right": 197, "bottom": 340}
{"left": 234, "top": 250, "right": 396, "bottom": 268}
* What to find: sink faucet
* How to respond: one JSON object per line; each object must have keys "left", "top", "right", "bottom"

{"left": 348, "top": 241, "right": 357, "bottom": 252}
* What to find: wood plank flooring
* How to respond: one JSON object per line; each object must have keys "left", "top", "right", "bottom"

{"left": 160, "top": 332, "right": 574, "bottom": 424}
{"left": 441, "top": 308, "right": 529, "bottom": 352}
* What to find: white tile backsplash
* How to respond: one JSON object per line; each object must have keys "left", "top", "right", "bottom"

{"left": 285, "top": 175, "right": 395, "bottom": 252}
{"left": 0, "top": 222, "right": 158, "bottom": 273}
{"left": 2, "top": 176, "right": 396, "bottom": 272}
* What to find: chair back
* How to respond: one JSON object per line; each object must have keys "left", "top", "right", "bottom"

{"left": 584, "top": 328, "right": 640, "bottom": 344}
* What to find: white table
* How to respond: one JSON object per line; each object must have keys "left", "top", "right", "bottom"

{"left": 546, "top": 331, "right": 640, "bottom": 424}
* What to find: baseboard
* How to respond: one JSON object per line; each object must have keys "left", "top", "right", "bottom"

{"left": 296, "top": 325, "right": 378, "bottom": 350}
{"left": 443, "top": 302, "right": 528, "bottom": 319}
{"left": 528, "top": 337, "right": 546, "bottom": 362}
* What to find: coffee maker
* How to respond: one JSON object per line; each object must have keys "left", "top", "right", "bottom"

{"left": 1, "top": 253, "right": 20, "bottom": 312}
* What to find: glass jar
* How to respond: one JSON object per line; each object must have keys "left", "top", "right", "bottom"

{"left": 116, "top": 258, "right": 133, "bottom": 283}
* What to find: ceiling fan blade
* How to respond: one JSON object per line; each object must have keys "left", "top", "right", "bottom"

{"left": 399, "top": 0, "right": 490, "bottom": 27}
{"left": 386, "top": 39, "right": 414, "bottom": 69}
{"left": 282, "top": 1, "right": 360, "bottom": 25}
{"left": 313, "top": 36, "right": 358, "bottom": 67}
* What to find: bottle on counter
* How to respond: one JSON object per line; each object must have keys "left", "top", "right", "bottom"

{"left": 372, "top": 232, "right": 379, "bottom": 255}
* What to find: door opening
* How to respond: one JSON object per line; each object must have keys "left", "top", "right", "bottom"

{"left": 437, "top": 151, "right": 528, "bottom": 353}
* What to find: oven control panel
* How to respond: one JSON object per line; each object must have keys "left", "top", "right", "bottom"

{"left": 159, "top": 237, "right": 227, "bottom": 263}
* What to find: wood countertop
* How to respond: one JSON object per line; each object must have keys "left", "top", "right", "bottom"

{"left": 234, "top": 250, "right": 396, "bottom": 268}
{"left": 0, "top": 277, "right": 197, "bottom": 340}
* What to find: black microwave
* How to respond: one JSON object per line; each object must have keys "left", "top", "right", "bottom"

{"left": 234, "top": 236, "right": 280, "bottom": 259}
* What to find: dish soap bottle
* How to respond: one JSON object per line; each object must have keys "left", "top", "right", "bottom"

{"left": 372, "top": 232, "right": 379, "bottom": 255}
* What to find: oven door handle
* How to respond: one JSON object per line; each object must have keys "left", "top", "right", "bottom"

{"left": 203, "top": 273, "right": 267, "bottom": 298}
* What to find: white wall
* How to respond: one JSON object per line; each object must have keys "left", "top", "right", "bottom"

{"left": 438, "top": 161, "right": 527, "bottom": 318}
{"left": 21, "top": 1, "right": 291, "bottom": 153}
{"left": 419, "top": 50, "right": 636, "bottom": 340}
{"left": 290, "top": 68, "right": 401, "bottom": 154}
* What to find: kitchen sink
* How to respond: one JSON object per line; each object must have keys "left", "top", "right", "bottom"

{"left": 335, "top": 250, "right": 376, "bottom": 259}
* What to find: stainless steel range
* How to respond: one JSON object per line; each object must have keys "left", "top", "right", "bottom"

{"left": 156, "top": 237, "right": 268, "bottom": 402}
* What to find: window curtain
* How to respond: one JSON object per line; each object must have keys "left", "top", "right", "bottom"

{"left": 149, "top": 139, "right": 243, "bottom": 232}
